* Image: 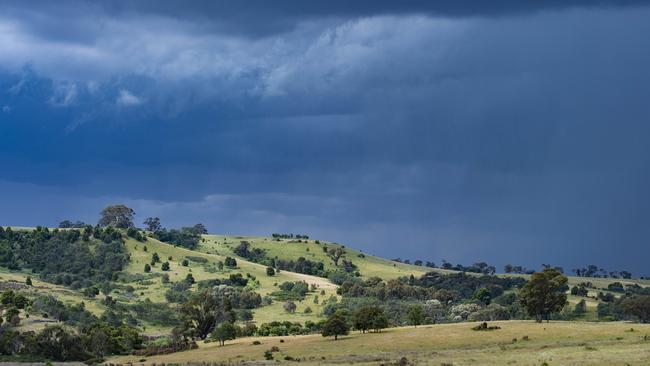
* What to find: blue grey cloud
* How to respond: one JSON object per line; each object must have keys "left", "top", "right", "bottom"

{"left": 1, "top": 3, "right": 650, "bottom": 275}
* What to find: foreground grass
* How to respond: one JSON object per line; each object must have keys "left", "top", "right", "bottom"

{"left": 109, "top": 321, "right": 650, "bottom": 366}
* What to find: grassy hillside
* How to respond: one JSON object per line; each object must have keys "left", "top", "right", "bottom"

{"left": 119, "top": 236, "right": 340, "bottom": 330}
{"left": 199, "top": 234, "right": 650, "bottom": 287}
{"left": 0, "top": 229, "right": 340, "bottom": 334}
{"left": 200, "top": 234, "right": 451, "bottom": 279}
{"left": 110, "top": 320, "right": 650, "bottom": 365}
{"left": 0, "top": 268, "right": 106, "bottom": 333}
{"left": 2, "top": 228, "right": 648, "bottom": 335}
{"left": 1, "top": 223, "right": 648, "bottom": 366}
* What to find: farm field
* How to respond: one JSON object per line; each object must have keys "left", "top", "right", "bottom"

{"left": 109, "top": 320, "right": 650, "bottom": 366}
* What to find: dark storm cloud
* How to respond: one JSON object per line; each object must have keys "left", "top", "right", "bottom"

{"left": 112, "top": 0, "right": 650, "bottom": 36}
{"left": 1, "top": 3, "right": 650, "bottom": 275}
{"left": 1, "top": 0, "right": 647, "bottom": 41}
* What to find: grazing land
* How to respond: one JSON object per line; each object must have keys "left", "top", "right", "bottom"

{"left": 110, "top": 320, "right": 650, "bottom": 366}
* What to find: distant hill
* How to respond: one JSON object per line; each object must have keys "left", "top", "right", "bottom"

{"left": 1, "top": 227, "right": 648, "bottom": 336}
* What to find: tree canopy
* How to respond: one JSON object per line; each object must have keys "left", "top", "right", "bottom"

{"left": 143, "top": 217, "right": 162, "bottom": 232}
{"left": 518, "top": 268, "right": 568, "bottom": 322}
{"left": 353, "top": 305, "right": 387, "bottom": 333}
{"left": 620, "top": 295, "right": 650, "bottom": 323}
{"left": 98, "top": 205, "right": 135, "bottom": 228}
{"left": 322, "top": 312, "right": 349, "bottom": 340}
{"left": 211, "top": 322, "right": 237, "bottom": 346}
{"left": 407, "top": 304, "right": 424, "bottom": 327}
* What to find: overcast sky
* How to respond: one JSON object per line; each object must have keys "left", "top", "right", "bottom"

{"left": 1, "top": 1, "right": 649, "bottom": 276}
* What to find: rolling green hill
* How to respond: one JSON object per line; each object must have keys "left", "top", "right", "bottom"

{"left": 2, "top": 227, "right": 648, "bottom": 336}
{"left": 1, "top": 226, "right": 649, "bottom": 366}
{"left": 121, "top": 236, "right": 340, "bottom": 328}
{"left": 198, "top": 234, "right": 437, "bottom": 279}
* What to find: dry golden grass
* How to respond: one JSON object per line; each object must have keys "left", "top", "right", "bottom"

{"left": 109, "top": 320, "right": 650, "bottom": 366}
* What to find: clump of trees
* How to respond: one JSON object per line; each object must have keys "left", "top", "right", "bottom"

{"left": 257, "top": 321, "right": 322, "bottom": 336}
{"left": 619, "top": 295, "right": 650, "bottom": 323}
{"left": 234, "top": 241, "right": 266, "bottom": 262}
{"left": 232, "top": 241, "right": 328, "bottom": 277}
{"left": 171, "top": 285, "right": 266, "bottom": 345}
{"left": 503, "top": 264, "right": 535, "bottom": 274}
{"left": 407, "top": 305, "right": 424, "bottom": 327}
{"left": 141, "top": 216, "right": 207, "bottom": 249}
{"left": 58, "top": 220, "right": 87, "bottom": 228}
{"left": 0, "top": 291, "right": 142, "bottom": 361}
{"left": 352, "top": 305, "right": 388, "bottom": 333}
{"left": 197, "top": 274, "right": 251, "bottom": 289}
{"left": 126, "top": 227, "right": 146, "bottom": 241}
{"left": 570, "top": 282, "right": 591, "bottom": 296}
{"left": 0, "top": 290, "right": 29, "bottom": 326}
{"left": 598, "top": 294, "right": 650, "bottom": 323}
{"left": 338, "top": 272, "right": 523, "bottom": 303}
{"left": 440, "top": 261, "right": 496, "bottom": 275}
{"left": 274, "top": 257, "right": 327, "bottom": 277}
{"left": 143, "top": 217, "right": 162, "bottom": 232}
{"left": 573, "top": 264, "right": 632, "bottom": 279}
{"left": 153, "top": 227, "right": 201, "bottom": 250}
{"left": 272, "top": 281, "right": 309, "bottom": 301}
{"left": 272, "top": 233, "right": 309, "bottom": 239}
{"left": 329, "top": 271, "right": 526, "bottom": 326}
{"left": 0, "top": 226, "right": 129, "bottom": 290}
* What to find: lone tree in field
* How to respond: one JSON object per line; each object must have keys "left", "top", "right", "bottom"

{"left": 266, "top": 266, "right": 275, "bottom": 276}
{"left": 327, "top": 247, "right": 346, "bottom": 266}
{"left": 407, "top": 304, "right": 425, "bottom": 327}
{"left": 518, "top": 268, "right": 568, "bottom": 322}
{"left": 322, "top": 312, "right": 350, "bottom": 340}
{"left": 98, "top": 204, "right": 135, "bottom": 228}
{"left": 211, "top": 321, "right": 237, "bottom": 346}
{"left": 283, "top": 300, "right": 297, "bottom": 313}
